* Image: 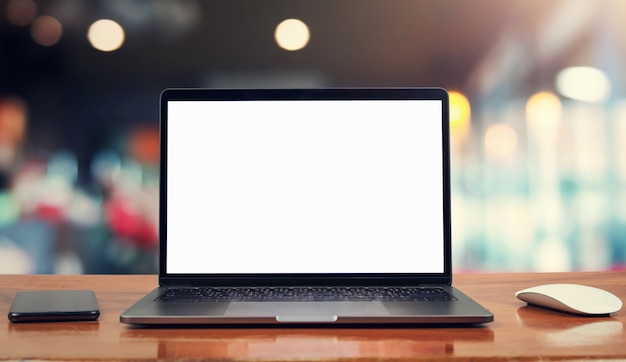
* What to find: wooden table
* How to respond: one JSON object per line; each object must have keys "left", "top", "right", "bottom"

{"left": 1, "top": 272, "right": 625, "bottom": 360}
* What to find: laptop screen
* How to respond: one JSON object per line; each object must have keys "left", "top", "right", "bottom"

{"left": 164, "top": 91, "right": 447, "bottom": 275}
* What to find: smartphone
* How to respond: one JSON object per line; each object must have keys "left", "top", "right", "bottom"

{"left": 8, "top": 290, "right": 100, "bottom": 323}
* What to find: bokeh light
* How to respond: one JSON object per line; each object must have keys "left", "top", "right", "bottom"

{"left": 526, "top": 91, "right": 562, "bottom": 136}
{"left": 2, "top": 1, "right": 626, "bottom": 275}
{"left": 0, "top": 243, "right": 32, "bottom": 274}
{"left": 47, "top": 150, "right": 78, "bottom": 184}
{"left": 0, "top": 97, "right": 27, "bottom": 146}
{"left": 484, "top": 123, "right": 518, "bottom": 161}
{"left": 31, "top": 15, "right": 63, "bottom": 46}
{"left": 0, "top": 192, "right": 20, "bottom": 226}
{"left": 556, "top": 66, "right": 611, "bottom": 103}
{"left": 0, "top": 98, "right": 27, "bottom": 169}
{"left": 87, "top": 19, "right": 125, "bottom": 52}
{"left": 91, "top": 150, "right": 122, "bottom": 187}
{"left": 449, "top": 91, "right": 471, "bottom": 141}
{"left": 128, "top": 126, "right": 160, "bottom": 165}
{"left": 534, "top": 237, "right": 572, "bottom": 272}
{"left": 274, "top": 18, "right": 310, "bottom": 51}
{"left": 5, "top": 0, "right": 37, "bottom": 27}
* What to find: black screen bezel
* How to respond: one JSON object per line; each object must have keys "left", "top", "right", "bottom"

{"left": 159, "top": 88, "right": 452, "bottom": 287}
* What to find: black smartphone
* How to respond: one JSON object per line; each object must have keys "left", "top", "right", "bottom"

{"left": 8, "top": 290, "right": 100, "bottom": 323}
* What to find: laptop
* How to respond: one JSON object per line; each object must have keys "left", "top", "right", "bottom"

{"left": 120, "top": 87, "right": 493, "bottom": 325}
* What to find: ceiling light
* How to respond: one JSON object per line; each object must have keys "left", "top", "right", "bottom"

{"left": 555, "top": 66, "right": 611, "bottom": 103}
{"left": 275, "top": 18, "right": 310, "bottom": 51}
{"left": 87, "top": 19, "right": 125, "bottom": 52}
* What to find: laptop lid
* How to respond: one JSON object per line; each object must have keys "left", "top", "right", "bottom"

{"left": 159, "top": 88, "right": 451, "bottom": 287}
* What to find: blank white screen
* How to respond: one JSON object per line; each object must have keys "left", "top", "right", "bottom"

{"left": 166, "top": 100, "right": 444, "bottom": 273}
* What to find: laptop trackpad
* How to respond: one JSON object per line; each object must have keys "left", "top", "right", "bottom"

{"left": 224, "top": 301, "right": 388, "bottom": 318}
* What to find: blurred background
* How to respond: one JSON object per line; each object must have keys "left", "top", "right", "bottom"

{"left": 0, "top": 0, "right": 625, "bottom": 274}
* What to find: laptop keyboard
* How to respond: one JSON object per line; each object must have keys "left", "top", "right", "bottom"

{"left": 156, "top": 286, "right": 457, "bottom": 302}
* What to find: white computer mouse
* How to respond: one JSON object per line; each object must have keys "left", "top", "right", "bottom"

{"left": 515, "top": 283, "right": 623, "bottom": 316}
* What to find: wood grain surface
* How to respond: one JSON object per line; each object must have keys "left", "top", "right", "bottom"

{"left": 1, "top": 272, "right": 625, "bottom": 360}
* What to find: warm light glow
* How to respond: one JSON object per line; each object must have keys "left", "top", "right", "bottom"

{"left": 87, "top": 19, "right": 125, "bottom": 52}
{"left": 128, "top": 126, "right": 160, "bottom": 165}
{"left": 0, "top": 97, "right": 27, "bottom": 145}
{"left": 31, "top": 15, "right": 62, "bottom": 46}
{"left": 484, "top": 123, "right": 517, "bottom": 161}
{"left": 526, "top": 91, "right": 562, "bottom": 135}
{"left": 6, "top": 0, "right": 37, "bottom": 27}
{"left": 449, "top": 91, "right": 471, "bottom": 139}
{"left": 0, "top": 98, "right": 27, "bottom": 169}
{"left": 556, "top": 66, "right": 611, "bottom": 103}
{"left": 275, "top": 18, "right": 310, "bottom": 51}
